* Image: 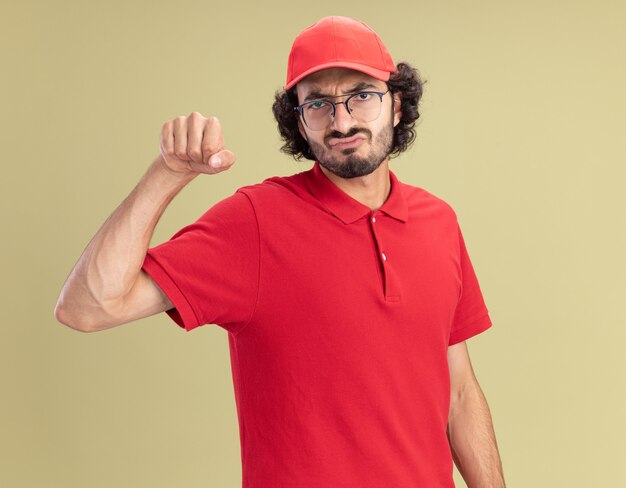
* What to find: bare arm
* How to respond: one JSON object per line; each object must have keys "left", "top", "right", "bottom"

{"left": 447, "top": 342, "right": 506, "bottom": 488}
{"left": 54, "top": 113, "right": 235, "bottom": 332}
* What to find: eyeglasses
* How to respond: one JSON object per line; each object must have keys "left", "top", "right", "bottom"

{"left": 294, "top": 89, "right": 391, "bottom": 131}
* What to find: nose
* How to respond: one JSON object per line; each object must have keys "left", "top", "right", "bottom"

{"left": 329, "top": 100, "right": 357, "bottom": 134}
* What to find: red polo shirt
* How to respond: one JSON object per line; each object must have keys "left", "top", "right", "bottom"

{"left": 141, "top": 161, "right": 492, "bottom": 487}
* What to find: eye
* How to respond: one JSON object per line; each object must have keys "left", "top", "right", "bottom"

{"left": 306, "top": 101, "right": 327, "bottom": 111}
{"left": 355, "top": 92, "right": 374, "bottom": 101}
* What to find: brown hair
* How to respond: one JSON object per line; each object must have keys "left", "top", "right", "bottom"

{"left": 272, "top": 62, "right": 426, "bottom": 161}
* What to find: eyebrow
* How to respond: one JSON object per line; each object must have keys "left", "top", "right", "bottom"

{"left": 302, "top": 82, "right": 379, "bottom": 103}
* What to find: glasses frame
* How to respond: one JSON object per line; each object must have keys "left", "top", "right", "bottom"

{"left": 294, "top": 87, "right": 391, "bottom": 131}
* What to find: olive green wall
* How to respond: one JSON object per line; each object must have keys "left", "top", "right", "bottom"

{"left": 2, "top": 0, "right": 624, "bottom": 486}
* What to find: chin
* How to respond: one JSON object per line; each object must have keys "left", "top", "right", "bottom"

{"left": 319, "top": 155, "right": 385, "bottom": 179}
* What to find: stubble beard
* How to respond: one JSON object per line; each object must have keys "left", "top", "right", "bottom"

{"left": 308, "top": 120, "right": 394, "bottom": 179}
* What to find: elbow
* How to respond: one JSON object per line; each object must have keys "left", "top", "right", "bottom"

{"left": 54, "top": 298, "right": 126, "bottom": 333}
{"left": 54, "top": 303, "right": 95, "bottom": 333}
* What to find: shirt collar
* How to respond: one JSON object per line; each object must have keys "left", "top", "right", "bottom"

{"left": 303, "top": 161, "right": 408, "bottom": 224}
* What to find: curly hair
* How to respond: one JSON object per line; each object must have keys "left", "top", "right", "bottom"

{"left": 272, "top": 62, "right": 426, "bottom": 161}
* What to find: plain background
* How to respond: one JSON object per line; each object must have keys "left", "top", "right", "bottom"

{"left": 2, "top": 0, "right": 625, "bottom": 486}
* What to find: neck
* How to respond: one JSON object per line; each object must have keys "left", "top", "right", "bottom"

{"left": 318, "top": 159, "right": 392, "bottom": 211}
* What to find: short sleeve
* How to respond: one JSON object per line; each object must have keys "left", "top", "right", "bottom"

{"left": 448, "top": 222, "right": 492, "bottom": 345}
{"left": 141, "top": 190, "right": 259, "bottom": 334}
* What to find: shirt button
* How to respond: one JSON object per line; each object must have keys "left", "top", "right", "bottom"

{"left": 382, "top": 252, "right": 387, "bottom": 261}
{"left": 372, "top": 217, "right": 376, "bottom": 223}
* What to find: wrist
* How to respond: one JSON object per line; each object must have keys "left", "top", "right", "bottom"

{"left": 150, "top": 154, "right": 198, "bottom": 186}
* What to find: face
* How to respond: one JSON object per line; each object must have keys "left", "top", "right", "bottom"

{"left": 295, "top": 68, "right": 402, "bottom": 179}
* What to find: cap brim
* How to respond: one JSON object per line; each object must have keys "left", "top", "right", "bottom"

{"left": 285, "top": 61, "right": 392, "bottom": 90}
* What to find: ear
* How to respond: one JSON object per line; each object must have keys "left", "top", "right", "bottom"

{"left": 392, "top": 91, "right": 402, "bottom": 127}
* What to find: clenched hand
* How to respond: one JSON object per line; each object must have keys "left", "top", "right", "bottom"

{"left": 158, "top": 111, "right": 236, "bottom": 176}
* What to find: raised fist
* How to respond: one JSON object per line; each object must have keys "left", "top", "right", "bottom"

{"left": 158, "top": 112, "right": 236, "bottom": 176}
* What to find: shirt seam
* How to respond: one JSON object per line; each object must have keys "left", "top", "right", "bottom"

{"left": 452, "top": 312, "right": 490, "bottom": 333}
{"left": 449, "top": 312, "right": 492, "bottom": 345}
{"left": 231, "top": 189, "right": 261, "bottom": 337}
{"left": 142, "top": 253, "right": 201, "bottom": 330}
{"left": 456, "top": 220, "right": 463, "bottom": 302}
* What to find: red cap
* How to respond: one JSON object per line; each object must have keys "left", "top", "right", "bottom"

{"left": 285, "top": 16, "right": 396, "bottom": 90}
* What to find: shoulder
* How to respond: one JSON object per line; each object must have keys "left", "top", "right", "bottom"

{"left": 235, "top": 169, "right": 311, "bottom": 207}
{"left": 200, "top": 170, "right": 305, "bottom": 216}
{"left": 397, "top": 179, "right": 459, "bottom": 222}
{"left": 189, "top": 188, "right": 259, "bottom": 233}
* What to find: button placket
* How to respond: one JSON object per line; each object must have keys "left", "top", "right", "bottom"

{"left": 369, "top": 212, "right": 391, "bottom": 299}
{"left": 368, "top": 212, "right": 399, "bottom": 302}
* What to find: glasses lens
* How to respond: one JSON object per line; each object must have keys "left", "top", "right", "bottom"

{"left": 346, "top": 92, "right": 383, "bottom": 123}
{"left": 301, "top": 92, "right": 386, "bottom": 130}
{"left": 303, "top": 100, "right": 333, "bottom": 130}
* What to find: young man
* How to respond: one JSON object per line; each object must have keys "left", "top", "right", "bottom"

{"left": 55, "top": 15, "right": 506, "bottom": 488}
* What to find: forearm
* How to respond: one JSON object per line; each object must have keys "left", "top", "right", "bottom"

{"left": 55, "top": 155, "right": 196, "bottom": 329}
{"left": 447, "top": 380, "right": 506, "bottom": 488}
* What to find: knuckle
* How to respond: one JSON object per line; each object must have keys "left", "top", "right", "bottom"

{"left": 188, "top": 147, "right": 201, "bottom": 158}
{"left": 174, "top": 149, "right": 187, "bottom": 158}
{"left": 202, "top": 143, "right": 219, "bottom": 154}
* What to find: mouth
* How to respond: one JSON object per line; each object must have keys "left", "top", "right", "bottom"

{"left": 329, "top": 135, "right": 367, "bottom": 149}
